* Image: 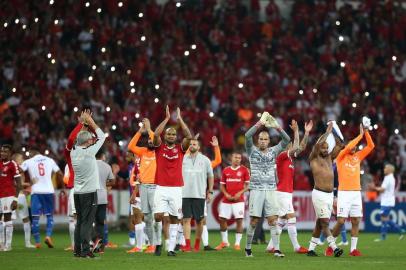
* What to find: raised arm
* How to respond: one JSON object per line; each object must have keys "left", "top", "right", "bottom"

{"left": 128, "top": 118, "right": 152, "bottom": 156}
{"left": 245, "top": 122, "right": 261, "bottom": 155}
{"left": 176, "top": 108, "right": 193, "bottom": 151}
{"left": 336, "top": 124, "right": 364, "bottom": 162}
{"left": 357, "top": 130, "right": 375, "bottom": 160}
{"left": 295, "top": 120, "right": 313, "bottom": 156}
{"left": 288, "top": 119, "right": 300, "bottom": 157}
{"left": 210, "top": 136, "right": 222, "bottom": 168}
{"left": 83, "top": 112, "right": 106, "bottom": 155}
{"left": 309, "top": 122, "right": 333, "bottom": 161}
{"left": 267, "top": 114, "right": 291, "bottom": 154}
{"left": 153, "top": 106, "right": 170, "bottom": 147}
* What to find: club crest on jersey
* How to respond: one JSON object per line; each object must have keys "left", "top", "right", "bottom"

{"left": 237, "top": 171, "right": 242, "bottom": 177}
{"left": 173, "top": 148, "right": 178, "bottom": 153}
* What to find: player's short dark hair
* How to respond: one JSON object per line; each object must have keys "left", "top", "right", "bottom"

{"left": 1, "top": 144, "right": 12, "bottom": 151}
{"left": 231, "top": 150, "right": 242, "bottom": 156}
{"left": 96, "top": 148, "right": 105, "bottom": 159}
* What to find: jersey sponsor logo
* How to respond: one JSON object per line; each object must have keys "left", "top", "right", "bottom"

{"left": 226, "top": 178, "right": 242, "bottom": 182}
{"left": 162, "top": 153, "right": 179, "bottom": 160}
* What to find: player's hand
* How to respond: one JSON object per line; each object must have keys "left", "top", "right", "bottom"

{"left": 289, "top": 119, "right": 298, "bottom": 132}
{"left": 11, "top": 200, "right": 18, "bottom": 211}
{"left": 225, "top": 194, "right": 233, "bottom": 201}
{"left": 266, "top": 115, "right": 280, "bottom": 129}
{"left": 206, "top": 192, "right": 213, "bottom": 203}
{"left": 165, "top": 105, "right": 170, "bottom": 120}
{"left": 176, "top": 107, "right": 183, "bottom": 122}
{"left": 194, "top": 133, "right": 200, "bottom": 140}
{"left": 210, "top": 136, "right": 219, "bottom": 147}
{"left": 78, "top": 111, "right": 85, "bottom": 124}
{"left": 143, "top": 118, "right": 151, "bottom": 132}
{"left": 259, "top": 112, "right": 270, "bottom": 125}
{"left": 304, "top": 120, "right": 313, "bottom": 133}
{"left": 129, "top": 191, "right": 138, "bottom": 204}
{"left": 326, "top": 121, "right": 333, "bottom": 133}
{"left": 359, "top": 124, "right": 365, "bottom": 136}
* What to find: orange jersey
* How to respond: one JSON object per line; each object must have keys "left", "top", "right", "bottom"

{"left": 128, "top": 131, "right": 156, "bottom": 184}
{"left": 336, "top": 131, "right": 375, "bottom": 191}
{"left": 186, "top": 145, "right": 222, "bottom": 168}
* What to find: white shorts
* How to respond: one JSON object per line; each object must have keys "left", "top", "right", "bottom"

{"left": 130, "top": 197, "right": 141, "bottom": 215}
{"left": 219, "top": 202, "right": 245, "bottom": 219}
{"left": 277, "top": 191, "right": 294, "bottom": 216}
{"left": 248, "top": 190, "right": 278, "bottom": 217}
{"left": 140, "top": 184, "right": 156, "bottom": 214}
{"left": 68, "top": 189, "right": 76, "bottom": 216}
{"left": 312, "top": 189, "right": 333, "bottom": 219}
{"left": 337, "top": 191, "right": 363, "bottom": 218}
{"left": 153, "top": 186, "right": 182, "bottom": 219}
{"left": 14, "top": 193, "right": 29, "bottom": 219}
{"left": 0, "top": 196, "right": 15, "bottom": 214}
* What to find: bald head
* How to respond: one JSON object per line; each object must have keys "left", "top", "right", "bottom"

{"left": 164, "top": 127, "right": 177, "bottom": 145}
{"left": 384, "top": 164, "right": 395, "bottom": 175}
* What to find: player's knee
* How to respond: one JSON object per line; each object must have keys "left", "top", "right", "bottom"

{"left": 287, "top": 217, "right": 296, "bottom": 224}
{"left": 154, "top": 213, "right": 163, "bottom": 222}
{"left": 351, "top": 217, "right": 360, "bottom": 225}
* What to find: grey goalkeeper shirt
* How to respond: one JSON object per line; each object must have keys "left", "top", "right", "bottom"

{"left": 245, "top": 124, "right": 290, "bottom": 190}
{"left": 71, "top": 128, "right": 106, "bottom": 194}
{"left": 96, "top": 160, "right": 114, "bottom": 205}
{"left": 182, "top": 152, "right": 213, "bottom": 199}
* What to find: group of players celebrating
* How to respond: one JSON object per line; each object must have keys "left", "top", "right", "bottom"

{"left": 0, "top": 105, "right": 378, "bottom": 258}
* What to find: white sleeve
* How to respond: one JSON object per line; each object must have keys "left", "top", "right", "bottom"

{"left": 50, "top": 158, "right": 61, "bottom": 173}
{"left": 87, "top": 128, "right": 106, "bottom": 156}
{"left": 381, "top": 178, "right": 389, "bottom": 190}
{"left": 20, "top": 160, "right": 28, "bottom": 172}
{"left": 207, "top": 158, "right": 214, "bottom": 178}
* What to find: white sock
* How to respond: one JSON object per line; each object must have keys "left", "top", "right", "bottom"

{"left": 142, "top": 222, "right": 149, "bottom": 245}
{"left": 271, "top": 225, "right": 280, "bottom": 250}
{"left": 129, "top": 235, "right": 135, "bottom": 246}
{"left": 68, "top": 218, "right": 75, "bottom": 247}
{"left": 5, "top": 221, "right": 13, "bottom": 248}
{"left": 165, "top": 239, "right": 170, "bottom": 250}
{"left": 245, "top": 224, "right": 256, "bottom": 250}
{"left": 327, "top": 236, "right": 337, "bottom": 250}
{"left": 221, "top": 230, "right": 229, "bottom": 244}
{"left": 0, "top": 221, "right": 4, "bottom": 246}
{"left": 235, "top": 233, "right": 242, "bottom": 246}
{"left": 350, "top": 237, "right": 358, "bottom": 252}
{"left": 266, "top": 238, "right": 274, "bottom": 250}
{"left": 202, "top": 225, "right": 209, "bottom": 246}
{"left": 135, "top": 224, "right": 144, "bottom": 249}
{"left": 308, "top": 237, "right": 319, "bottom": 251}
{"left": 23, "top": 222, "right": 31, "bottom": 245}
{"left": 154, "top": 221, "right": 162, "bottom": 246}
{"left": 168, "top": 224, "right": 178, "bottom": 252}
{"left": 144, "top": 216, "right": 154, "bottom": 246}
{"left": 176, "top": 223, "right": 185, "bottom": 245}
{"left": 287, "top": 218, "right": 300, "bottom": 250}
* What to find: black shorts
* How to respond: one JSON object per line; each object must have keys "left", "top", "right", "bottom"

{"left": 182, "top": 198, "right": 205, "bottom": 221}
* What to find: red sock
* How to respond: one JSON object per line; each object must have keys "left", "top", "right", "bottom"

{"left": 194, "top": 239, "right": 201, "bottom": 250}
{"left": 185, "top": 239, "right": 191, "bottom": 248}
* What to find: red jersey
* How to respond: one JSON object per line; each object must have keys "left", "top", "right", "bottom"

{"left": 0, "top": 160, "right": 20, "bottom": 198}
{"left": 276, "top": 151, "right": 295, "bottom": 193}
{"left": 220, "top": 166, "right": 250, "bottom": 203}
{"left": 155, "top": 143, "right": 185, "bottom": 187}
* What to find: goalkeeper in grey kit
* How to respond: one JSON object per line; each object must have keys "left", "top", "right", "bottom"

{"left": 244, "top": 112, "right": 291, "bottom": 257}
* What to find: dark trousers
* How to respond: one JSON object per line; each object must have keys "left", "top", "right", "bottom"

{"left": 74, "top": 192, "right": 97, "bottom": 255}
{"left": 94, "top": 204, "right": 107, "bottom": 241}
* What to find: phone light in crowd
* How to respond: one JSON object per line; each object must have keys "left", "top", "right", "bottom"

{"left": 191, "top": 44, "right": 197, "bottom": 50}
{"left": 341, "top": 120, "right": 347, "bottom": 125}
{"left": 374, "top": 124, "right": 378, "bottom": 130}
{"left": 97, "top": 8, "right": 102, "bottom": 13}
{"left": 118, "top": 141, "right": 124, "bottom": 146}
{"left": 123, "top": 116, "right": 128, "bottom": 122}
{"left": 338, "top": 35, "right": 344, "bottom": 42}
{"left": 117, "top": 40, "right": 122, "bottom": 46}
{"left": 102, "top": 61, "right": 106, "bottom": 66}
{"left": 352, "top": 102, "right": 357, "bottom": 108}
{"left": 112, "top": 125, "right": 117, "bottom": 130}
{"left": 392, "top": 55, "right": 397, "bottom": 62}
{"left": 41, "top": 105, "right": 46, "bottom": 111}
{"left": 88, "top": 76, "right": 93, "bottom": 81}
{"left": 130, "top": 81, "right": 135, "bottom": 87}
{"left": 135, "top": 113, "right": 140, "bottom": 119}
{"left": 360, "top": 170, "right": 365, "bottom": 175}
{"left": 209, "top": 112, "right": 214, "bottom": 118}
{"left": 85, "top": 2, "right": 90, "bottom": 7}
{"left": 238, "top": 83, "right": 244, "bottom": 89}
{"left": 140, "top": 36, "right": 146, "bottom": 41}
{"left": 73, "top": 107, "right": 78, "bottom": 112}
{"left": 54, "top": 20, "right": 59, "bottom": 25}
{"left": 106, "top": 106, "right": 111, "bottom": 112}
{"left": 340, "top": 62, "right": 346, "bottom": 68}
{"left": 364, "top": 91, "right": 370, "bottom": 97}
{"left": 22, "top": 147, "right": 26, "bottom": 152}
{"left": 299, "top": 89, "right": 304, "bottom": 95}
{"left": 101, "top": 47, "right": 106, "bottom": 53}
{"left": 34, "top": 18, "right": 39, "bottom": 23}
{"left": 130, "top": 88, "right": 136, "bottom": 93}
{"left": 22, "top": 24, "right": 26, "bottom": 30}
{"left": 92, "top": 65, "right": 96, "bottom": 70}
{"left": 12, "top": 87, "right": 16, "bottom": 93}
{"left": 25, "top": 151, "right": 30, "bottom": 157}
{"left": 45, "top": 150, "right": 50, "bottom": 155}
{"left": 155, "top": 84, "right": 160, "bottom": 90}
{"left": 110, "top": 66, "right": 115, "bottom": 72}
{"left": 51, "top": 58, "right": 56, "bottom": 64}
{"left": 118, "top": 2, "right": 123, "bottom": 7}
{"left": 184, "top": 50, "right": 190, "bottom": 56}
{"left": 4, "top": 22, "right": 8, "bottom": 28}
{"left": 49, "top": 0, "right": 54, "bottom": 5}
{"left": 335, "top": 20, "right": 340, "bottom": 26}
{"left": 47, "top": 53, "right": 52, "bottom": 59}
{"left": 154, "top": 98, "right": 159, "bottom": 103}
{"left": 138, "top": 13, "right": 143, "bottom": 18}
{"left": 395, "top": 129, "right": 399, "bottom": 134}
{"left": 176, "top": 2, "right": 181, "bottom": 7}
{"left": 313, "top": 88, "right": 318, "bottom": 93}
{"left": 15, "top": 19, "right": 19, "bottom": 24}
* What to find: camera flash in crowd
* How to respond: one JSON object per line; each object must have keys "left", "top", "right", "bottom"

{"left": 139, "top": 13, "right": 143, "bottom": 18}
{"left": 155, "top": 84, "right": 160, "bottom": 90}
{"left": 130, "top": 81, "right": 135, "bottom": 87}
{"left": 73, "top": 107, "right": 78, "bottom": 112}
{"left": 176, "top": 2, "right": 181, "bottom": 8}
{"left": 88, "top": 76, "right": 93, "bottom": 81}
{"left": 118, "top": 141, "right": 124, "bottom": 146}
{"left": 51, "top": 59, "right": 56, "bottom": 64}
{"left": 25, "top": 151, "right": 30, "bottom": 157}
{"left": 106, "top": 106, "right": 111, "bottom": 112}
{"left": 49, "top": 0, "right": 54, "bottom": 5}
{"left": 313, "top": 88, "right": 318, "bottom": 93}
{"left": 47, "top": 53, "right": 52, "bottom": 59}
{"left": 138, "top": 122, "right": 143, "bottom": 127}
{"left": 85, "top": 2, "right": 90, "bottom": 7}
{"left": 45, "top": 150, "right": 50, "bottom": 155}
{"left": 392, "top": 55, "right": 397, "bottom": 62}
{"left": 374, "top": 124, "right": 378, "bottom": 130}
{"left": 54, "top": 20, "right": 59, "bottom": 25}
{"left": 359, "top": 145, "right": 364, "bottom": 150}
{"left": 118, "top": 2, "right": 123, "bottom": 7}
{"left": 4, "top": 22, "right": 8, "bottom": 28}
{"left": 110, "top": 66, "right": 115, "bottom": 72}
{"left": 191, "top": 44, "right": 197, "bottom": 50}
{"left": 141, "top": 36, "right": 146, "bottom": 41}
{"left": 340, "top": 62, "right": 346, "bottom": 68}
{"left": 105, "top": 133, "right": 109, "bottom": 137}
{"left": 12, "top": 87, "right": 16, "bottom": 93}
{"left": 130, "top": 88, "right": 136, "bottom": 93}
{"left": 257, "top": 113, "right": 261, "bottom": 118}
{"left": 34, "top": 18, "right": 39, "bottom": 23}
{"left": 341, "top": 120, "right": 346, "bottom": 125}
{"left": 22, "top": 147, "right": 26, "bottom": 152}
{"left": 92, "top": 65, "right": 96, "bottom": 70}
{"left": 123, "top": 116, "right": 128, "bottom": 122}
{"left": 97, "top": 8, "right": 102, "bottom": 13}
{"left": 209, "top": 112, "right": 214, "bottom": 118}
{"left": 184, "top": 50, "right": 190, "bottom": 56}
{"left": 15, "top": 19, "right": 19, "bottom": 24}
{"left": 101, "top": 47, "right": 106, "bottom": 53}
{"left": 364, "top": 91, "right": 370, "bottom": 97}
{"left": 338, "top": 35, "right": 344, "bottom": 42}
{"left": 335, "top": 20, "right": 340, "bottom": 26}
{"left": 154, "top": 98, "right": 159, "bottom": 103}
{"left": 135, "top": 113, "right": 140, "bottom": 119}
{"left": 395, "top": 129, "right": 399, "bottom": 134}
{"left": 238, "top": 83, "right": 244, "bottom": 88}
{"left": 112, "top": 125, "right": 117, "bottom": 130}
{"left": 299, "top": 89, "right": 304, "bottom": 95}
{"left": 42, "top": 105, "right": 46, "bottom": 111}
{"left": 360, "top": 170, "right": 365, "bottom": 175}
{"left": 22, "top": 24, "right": 26, "bottom": 30}
{"left": 352, "top": 102, "right": 357, "bottom": 108}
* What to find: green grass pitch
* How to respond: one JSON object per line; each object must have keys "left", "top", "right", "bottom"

{"left": 1, "top": 231, "right": 405, "bottom": 270}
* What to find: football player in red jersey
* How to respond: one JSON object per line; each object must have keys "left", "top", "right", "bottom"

{"left": 152, "top": 106, "right": 192, "bottom": 256}
{"left": 0, "top": 144, "right": 22, "bottom": 251}
{"left": 266, "top": 120, "right": 313, "bottom": 254}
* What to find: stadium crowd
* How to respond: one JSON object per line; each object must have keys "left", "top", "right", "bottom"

{"left": 1, "top": 0, "right": 406, "bottom": 192}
